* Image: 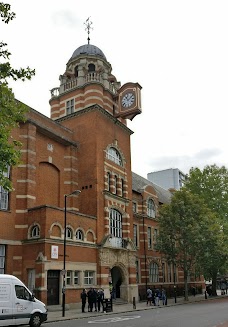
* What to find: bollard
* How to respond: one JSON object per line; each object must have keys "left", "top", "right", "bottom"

{"left": 133, "top": 296, "right": 136, "bottom": 309}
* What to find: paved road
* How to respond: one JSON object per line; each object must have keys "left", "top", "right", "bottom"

{"left": 46, "top": 292, "right": 228, "bottom": 326}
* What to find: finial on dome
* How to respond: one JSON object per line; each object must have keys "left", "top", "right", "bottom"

{"left": 84, "top": 17, "right": 93, "bottom": 44}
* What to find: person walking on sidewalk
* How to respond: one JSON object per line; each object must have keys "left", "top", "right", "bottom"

{"left": 81, "top": 289, "right": 87, "bottom": 313}
{"left": 97, "top": 288, "right": 104, "bottom": 312}
{"left": 146, "top": 287, "right": 153, "bottom": 306}
{"left": 161, "top": 289, "right": 167, "bottom": 305}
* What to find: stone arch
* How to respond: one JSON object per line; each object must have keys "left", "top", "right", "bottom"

{"left": 86, "top": 229, "right": 96, "bottom": 243}
{"left": 49, "top": 222, "right": 62, "bottom": 238}
{"left": 110, "top": 263, "right": 129, "bottom": 300}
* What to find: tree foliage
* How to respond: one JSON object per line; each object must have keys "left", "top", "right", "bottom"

{"left": 185, "top": 164, "right": 228, "bottom": 295}
{"left": 0, "top": 2, "right": 35, "bottom": 190}
{"left": 157, "top": 188, "right": 219, "bottom": 300}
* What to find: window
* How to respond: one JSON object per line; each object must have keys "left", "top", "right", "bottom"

{"left": 31, "top": 225, "right": 40, "bottom": 238}
{"left": 133, "top": 224, "right": 138, "bottom": 247}
{"left": 66, "top": 227, "right": 73, "bottom": 239}
{"left": 109, "top": 209, "right": 122, "bottom": 238}
{"left": 74, "top": 65, "right": 79, "bottom": 77}
{"left": 84, "top": 271, "right": 94, "bottom": 285}
{"left": 147, "top": 227, "right": 152, "bottom": 249}
{"left": 121, "top": 178, "right": 124, "bottom": 196}
{"left": 0, "top": 245, "right": 5, "bottom": 274}
{"left": 66, "top": 271, "right": 71, "bottom": 285}
{"left": 135, "top": 260, "right": 139, "bottom": 283}
{"left": 168, "top": 263, "right": 172, "bottom": 282}
{"left": 88, "top": 64, "right": 95, "bottom": 72}
{"left": 107, "top": 172, "right": 111, "bottom": 191}
{"left": 76, "top": 229, "right": 84, "bottom": 241}
{"left": 73, "top": 271, "right": 80, "bottom": 285}
{"left": 154, "top": 228, "right": 158, "bottom": 250}
{"left": 162, "top": 262, "right": 166, "bottom": 282}
{"left": 0, "top": 167, "right": 10, "bottom": 210}
{"left": 106, "top": 147, "right": 123, "bottom": 166}
{"left": 149, "top": 262, "right": 159, "bottom": 283}
{"left": 66, "top": 99, "right": 74, "bottom": 115}
{"left": 114, "top": 175, "right": 118, "bottom": 194}
{"left": 132, "top": 202, "right": 137, "bottom": 213}
{"left": 15, "top": 285, "right": 31, "bottom": 300}
{"left": 147, "top": 198, "right": 155, "bottom": 218}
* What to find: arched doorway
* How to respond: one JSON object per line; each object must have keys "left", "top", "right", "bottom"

{"left": 111, "top": 266, "right": 123, "bottom": 299}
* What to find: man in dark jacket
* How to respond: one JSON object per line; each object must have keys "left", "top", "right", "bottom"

{"left": 81, "top": 289, "right": 87, "bottom": 313}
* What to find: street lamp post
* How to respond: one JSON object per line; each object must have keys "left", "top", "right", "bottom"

{"left": 62, "top": 190, "right": 81, "bottom": 317}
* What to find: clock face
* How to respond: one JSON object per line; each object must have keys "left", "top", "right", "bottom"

{"left": 121, "top": 92, "right": 135, "bottom": 108}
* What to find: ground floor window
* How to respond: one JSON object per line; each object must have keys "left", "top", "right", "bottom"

{"left": 149, "top": 262, "right": 159, "bottom": 283}
{"left": 84, "top": 271, "right": 94, "bottom": 285}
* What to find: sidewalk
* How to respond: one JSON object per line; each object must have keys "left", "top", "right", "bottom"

{"left": 46, "top": 293, "right": 227, "bottom": 323}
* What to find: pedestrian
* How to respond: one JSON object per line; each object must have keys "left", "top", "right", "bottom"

{"left": 91, "top": 288, "right": 98, "bottom": 312}
{"left": 97, "top": 288, "right": 104, "bottom": 312}
{"left": 155, "top": 288, "right": 160, "bottom": 306}
{"left": 111, "top": 287, "right": 116, "bottom": 300}
{"left": 146, "top": 287, "right": 152, "bottom": 306}
{"left": 161, "top": 289, "right": 166, "bottom": 305}
{"left": 80, "top": 288, "right": 87, "bottom": 313}
{"left": 87, "top": 287, "right": 94, "bottom": 312}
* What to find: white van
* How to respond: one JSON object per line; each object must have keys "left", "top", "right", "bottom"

{"left": 0, "top": 274, "right": 47, "bottom": 327}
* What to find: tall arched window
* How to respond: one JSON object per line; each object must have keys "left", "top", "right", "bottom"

{"left": 106, "top": 147, "right": 123, "bottom": 166}
{"left": 76, "top": 229, "right": 84, "bottom": 241}
{"left": 147, "top": 198, "right": 156, "bottom": 218}
{"left": 31, "top": 225, "right": 40, "bottom": 238}
{"left": 149, "top": 262, "right": 159, "bottom": 283}
{"left": 109, "top": 209, "right": 122, "bottom": 238}
{"left": 66, "top": 227, "right": 73, "bottom": 239}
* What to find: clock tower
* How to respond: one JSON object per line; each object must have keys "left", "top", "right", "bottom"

{"left": 49, "top": 18, "right": 142, "bottom": 303}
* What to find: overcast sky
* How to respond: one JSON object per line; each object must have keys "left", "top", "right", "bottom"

{"left": 2, "top": 0, "right": 228, "bottom": 178}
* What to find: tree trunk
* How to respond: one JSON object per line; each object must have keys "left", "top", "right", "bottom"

{"left": 211, "top": 272, "right": 218, "bottom": 296}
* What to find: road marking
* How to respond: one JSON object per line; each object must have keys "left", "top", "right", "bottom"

{"left": 88, "top": 315, "right": 141, "bottom": 323}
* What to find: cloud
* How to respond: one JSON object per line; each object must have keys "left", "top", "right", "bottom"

{"left": 51, "top": 11, "right": 81, "bottom": 28}
{"left": 146, "top": 148, "right": 224, "bottom": 175}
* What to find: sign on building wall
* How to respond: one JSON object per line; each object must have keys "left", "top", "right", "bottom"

{"left": 51, "top": 245, "right": 58, "bottom": 259}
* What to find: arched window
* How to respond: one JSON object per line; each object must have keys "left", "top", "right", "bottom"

{"left": 66, "top": 227, "right": 73, "bottom": 239}
{"left": 109, "top": 209, "right": 122, "bottom": 238}
{"left": 76, "top": 229, "right": 84, "bottom": 241}
{"left": 106, "top": 147, "right": 123, "bottom": 166}
{"left": 74, "top": 65, "right": 79, "bottom": 77}
{"left": 149, "top": 262, "right": 159, "bottom": 283}
{"left": 31, "top": 225, "right": 40, "bottom": 238}
{"left": 88, "top": 64, "right": 95, "bottom": 72}
{"left": 147, "top": 198, "right": 156, "bottom": 218}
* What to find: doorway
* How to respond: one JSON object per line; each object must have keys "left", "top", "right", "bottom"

{"left": 47, "top": 270, "right": 60, "bottom": 305}
{"left": 111, "top": 266, "right": 123, "bottom": 299}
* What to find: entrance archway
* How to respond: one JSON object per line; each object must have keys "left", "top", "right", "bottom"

{"left": 111, "top": 266, "right": 123, "bottom": 299}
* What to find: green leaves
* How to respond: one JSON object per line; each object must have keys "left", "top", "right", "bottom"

{"left": 0, "top": 2, "right": 35, "bottom": 190}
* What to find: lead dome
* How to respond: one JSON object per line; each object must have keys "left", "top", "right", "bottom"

{"left": 70, "top": 44, "right": 107, "bottom": 61}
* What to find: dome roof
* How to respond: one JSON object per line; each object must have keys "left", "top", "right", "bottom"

{"left": 70, "top": 44, "right": 107, "bottom": 61}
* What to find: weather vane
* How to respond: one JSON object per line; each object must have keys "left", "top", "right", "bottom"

{"left": 84, "top": 17, "right": 93, "bottom": 44}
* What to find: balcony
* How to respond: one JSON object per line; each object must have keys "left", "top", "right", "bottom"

{"left": 50, "top": 73, "right": 118, "bottom": 99}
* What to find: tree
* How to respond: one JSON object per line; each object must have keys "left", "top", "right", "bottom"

{"left": 157, "top": 188, "right": 218, "bottom": 300}
{"left": 185, "top": 164, "right": 228, "bottom": 295}
{"left": 0, "top": 2, "right": 35, "bottom": 190}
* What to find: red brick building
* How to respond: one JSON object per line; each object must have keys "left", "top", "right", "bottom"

{"left": 0, "top": 40, "right": 203, "bottom": 307}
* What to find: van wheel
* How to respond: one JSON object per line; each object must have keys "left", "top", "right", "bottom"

{"left": 30, "top": 313, "right": 42, "bottom": 327}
